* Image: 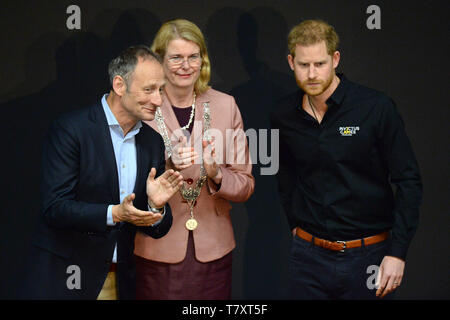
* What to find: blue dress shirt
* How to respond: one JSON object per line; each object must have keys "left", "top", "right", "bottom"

{"left": 101, "top": 94, "right": 164, "bottom": 263}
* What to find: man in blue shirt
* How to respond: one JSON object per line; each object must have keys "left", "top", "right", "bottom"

{"left": 23, "top": 45, "right": 183, "bottom": 299}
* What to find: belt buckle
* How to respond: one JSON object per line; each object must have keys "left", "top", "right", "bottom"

{"left": 336, "top": 240, "right": 347, "bottom": 252}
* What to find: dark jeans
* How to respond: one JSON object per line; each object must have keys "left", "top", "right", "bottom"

{"left": 288, "top": 234, "right": 395, "bottom": 300}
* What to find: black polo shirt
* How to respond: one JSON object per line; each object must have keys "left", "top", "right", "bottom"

{"left": 271, "top": 74, "right": 422, "bottom": 260}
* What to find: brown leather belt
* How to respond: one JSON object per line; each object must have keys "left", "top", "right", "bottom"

{"left": 295, "top": 228, "right": 389, "bottom": 252}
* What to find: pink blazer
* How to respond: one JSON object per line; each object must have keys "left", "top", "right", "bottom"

{"left": 134, "top": 88, "right": 255, "bottom": 263}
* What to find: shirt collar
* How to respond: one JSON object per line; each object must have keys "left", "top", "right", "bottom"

{"left": 101, "top": 94, "right": 142, "bottom": 133}
{"left": 326, "top": 73, "right": 348, "bottom": 106}
{"left": 101, "top": 94, "right": 119, "bottom": 127}
{"left": 296, "top": 73, "right": 349, "bottom": 113}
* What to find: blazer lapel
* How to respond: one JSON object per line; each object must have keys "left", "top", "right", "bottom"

{"left": 159, "top": 94, "right": 183, "bottom": 142}
{"left": 133, "top": 130, "right": 146, "bottom": 196}
{"left": 90, "top": 103, "right": 120, "bottom": 204}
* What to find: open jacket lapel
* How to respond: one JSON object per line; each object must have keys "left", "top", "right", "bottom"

{"left": 133, "top": 129, "right": 150, "bottom": 197}
{"left": 90, "top": 103, "right": 120, "bottom": 204}
{"left": 159, "top": 94, "right": 183, "bottom": 142}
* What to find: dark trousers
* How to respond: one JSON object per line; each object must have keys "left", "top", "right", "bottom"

{"left": 288, "top": 234, "right": 395, "bottom": 300}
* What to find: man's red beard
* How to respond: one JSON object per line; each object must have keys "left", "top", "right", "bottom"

{"left": 297, "top": 70, "right": 335, "bottom": 96}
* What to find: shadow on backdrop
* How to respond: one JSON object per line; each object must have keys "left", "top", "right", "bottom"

{"left": 0, "top": 30, "right": 105, "bottom": 299}
{"left": 207, "top": 6, "right": 297, "bottom": 299}
{"left": 206, "top": 7, "right": 249, "bottom": 300}
{"left": 232, "top": 7, "right": 298, "bottom": 300}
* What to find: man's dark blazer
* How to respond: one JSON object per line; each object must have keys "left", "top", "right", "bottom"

{"left": 22, "top": 101, "right": 172, "bottom": 299}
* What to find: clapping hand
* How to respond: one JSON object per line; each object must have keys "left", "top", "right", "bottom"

{"left": 202, "top": 138, "right": 222, "bottom": 185}
{"left": 147, "top": 167, "right": 183, "bottom": 208}
{"left": 111, "top": 168, "right": 183, "bottom": 226}
{"left": 169, "top": 136, "right": 198, "bottom": 170}
{"left": 112, "top": 193, "right": 162, "bottom": 226}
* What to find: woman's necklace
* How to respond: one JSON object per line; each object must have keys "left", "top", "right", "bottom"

{"left": 179, "top": 92, "right": 196, "bottom": 131}
{"left": 307, "top": 95, "right": 319, "bottom": 123}
{"left": 155, "top": 96, "right": 211, "bottom": 231}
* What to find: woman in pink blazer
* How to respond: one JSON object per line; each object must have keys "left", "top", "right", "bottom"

{"left": 134, "top": 19, "right": 255, "bottom": 299}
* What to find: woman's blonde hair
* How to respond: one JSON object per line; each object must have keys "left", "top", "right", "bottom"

{"left": 151, "top": 19, "right": 211, "bottom": 95}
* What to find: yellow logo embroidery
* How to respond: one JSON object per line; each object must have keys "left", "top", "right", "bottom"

{"left": 339, "top": 126, "right": 360, "bottom": 136}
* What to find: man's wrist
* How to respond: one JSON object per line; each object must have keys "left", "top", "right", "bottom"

{"left": 148, "top": 200, "right": 164, "bottom": 212}
{"left": 149, "top": 205, "right": 164, "bottom": 213}
{"left": 111, "top": 204, "right": 122, "bottom": 223}
{"left": 149, "top": 205, "right": 166, "bottom": 227}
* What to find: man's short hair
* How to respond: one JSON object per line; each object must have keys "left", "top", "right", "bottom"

{"left": 108, "top": 45, "right": 162, "bottom": 88}
{"left": 288, "top": 19, "right": 339, "bottom": 56}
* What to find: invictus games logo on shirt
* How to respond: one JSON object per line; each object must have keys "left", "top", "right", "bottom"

{"left": 339, "top": 126, "right": 360, "bottom": 136}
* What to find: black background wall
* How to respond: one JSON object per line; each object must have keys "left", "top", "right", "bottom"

{"left": 0, "top": 0, "right": 448, "bottom": 299}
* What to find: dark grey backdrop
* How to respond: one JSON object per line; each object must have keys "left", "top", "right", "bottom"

{"left": 0, "top": 0, "right": 448, "bottom": 299}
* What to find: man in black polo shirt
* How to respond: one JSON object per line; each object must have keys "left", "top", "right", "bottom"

{"left": 271, "top": 20, "right": 422, "bottom": 299}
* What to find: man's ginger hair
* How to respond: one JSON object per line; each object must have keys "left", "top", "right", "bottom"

{"left": 288, "top": 19, "right": 339, "bottom": 56}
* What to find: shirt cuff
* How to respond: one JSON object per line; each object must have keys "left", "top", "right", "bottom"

{"left": 106, "top": 205, "right": 116, "bottom": 226}
{"left": 387, "top": 241, "right": 409, "bottom": 261}
{"left": 147, "top": 204, "right": 166, "bottom": 227}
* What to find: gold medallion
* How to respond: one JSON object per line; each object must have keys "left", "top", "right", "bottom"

{"left": 186, "top": 218, "right": 198, "bottom": 230}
